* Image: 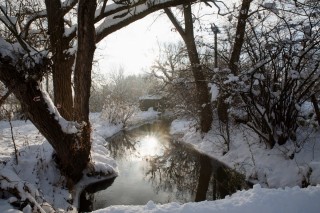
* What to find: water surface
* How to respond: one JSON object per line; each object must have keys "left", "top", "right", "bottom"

{"left": 80, "top": 121, "right": 248, "bottom": 212}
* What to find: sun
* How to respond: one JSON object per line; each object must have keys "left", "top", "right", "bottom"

{"left": 139, "top": 135, "right": 162, "bottom": 157}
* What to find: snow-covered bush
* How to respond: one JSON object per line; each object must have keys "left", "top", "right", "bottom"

{"left": 101, "top": 100, "right": 137, "bottom": 126}
{"left": 229, "top": 2, "right": 320, "bottom": 148}
{"left": 100, "top": 98, "right": 137, "bottom": 126}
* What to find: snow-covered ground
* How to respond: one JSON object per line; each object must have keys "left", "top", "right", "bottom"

{"left": 170, "top": 117, "right": 320, "bottom": 188}
{"left": 91, "top": 184, "right": 320, "bottom": 213}
{"left": 0, "top": 114, "right": 120, "bottom": 213}
{"left": 0, "top": 110, "right": 320, "bottom": 212}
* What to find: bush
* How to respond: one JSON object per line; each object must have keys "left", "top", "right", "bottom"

{"left": 100, "top": 98, "right": 136, "bottom": 126}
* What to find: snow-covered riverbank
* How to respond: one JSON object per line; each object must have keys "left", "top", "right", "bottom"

{"left": 0, "top": 111, "right": 320, "bottom": 212}
{"left": 170, "top": 118, "right": 320, "bottom": 188}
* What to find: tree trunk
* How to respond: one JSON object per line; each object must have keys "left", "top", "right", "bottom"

{"left": 311, "top": 94, "right": 320, "bottom": 126}
{"left": 217, "top": 0, "right": 252, "bottom": 125}
{"left": 0, "top": 0, "right": 97, "bottom": 184}
{"left": 184, "top": 4, "right": 212, "bottom": 133}
{"left": 52, "top": 59, "right": 74, "bottom": 120}
{"left": 229, "top": 0, "right": 252, "bottom": 75}
{"left": 45, "top": 0, "right": 74, "bottom": 120}
{"left": 0, "top": 62, "right": 88, "bottom": 183}
{"left": 74, "top": 0, "right": 97, "bottom": 124}
{"left": 72, "top": 0, "right": 98, "bottom": 168}
{"left": 165, "top": 4, "right": 213, "bottom": 133}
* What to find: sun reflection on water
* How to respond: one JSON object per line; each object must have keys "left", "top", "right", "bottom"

{"left": 138, "top": 135, "right": 163, "bottom": 157}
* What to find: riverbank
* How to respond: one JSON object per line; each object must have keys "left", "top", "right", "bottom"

{"left": 170, "top": 117, "right": 320, "bottom": 188}
{"left": 0, "top": 110, "right": 320, "bottom": 212}
{"left": 0, "top": 111, "right": 161, "bottom": 212}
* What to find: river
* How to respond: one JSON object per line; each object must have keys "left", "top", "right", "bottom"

{"left": 80, "top": 120, "right": 248, "bottom": 212}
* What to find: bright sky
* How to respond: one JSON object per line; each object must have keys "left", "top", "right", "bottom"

{"left": 95, "top": 11, "right": 182, "bottom": 76}
{"left": 94, "top": 0, "right": 234, "bottom": 77}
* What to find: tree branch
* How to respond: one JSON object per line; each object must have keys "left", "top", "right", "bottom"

{"left": 0, "top": 6, "right": 31, "bottom": 53}
{"left": 164, "top": 8, "right": 186, "bottom": 39}
{"left": 95, "top": 0, "right": 198, "bottom": 43}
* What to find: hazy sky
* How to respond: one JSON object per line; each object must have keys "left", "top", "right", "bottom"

{"left": 95, "top": 11, "right": 182, "bottom": 76}
{"left": 94, "top": 1, "right": 232, "bottom": 77}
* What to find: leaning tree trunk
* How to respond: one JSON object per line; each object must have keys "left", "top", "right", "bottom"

{"left": 184, "top": 4, "right": 213, "bottom": 133}
{"left": 0, "top": 61, "right": 89, "bottom": 183}
{"left": 186, "top": 44, "right": 213, "bottom": 133}
{"left": 229, "top": 0, "right": 252, "bottom": 76}
{"left": 165, "top": 4, "right": 213, "bottom": 133}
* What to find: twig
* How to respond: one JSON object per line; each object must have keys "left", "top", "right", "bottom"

{"left": 7, "top": 109, "right": 18, "bottom": 164}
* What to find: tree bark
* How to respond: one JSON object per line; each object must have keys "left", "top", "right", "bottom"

{"left": 165, "top": 4, "right": 213, "bottom": 133}
{"left": 229, "top": 0, "right": 252, "bottom": 75}
{"left": 74, "top": 0, "right": 97, "bottom": 124}
{"left": 0, "top": 61, "right": 88, "bottom": 183}
{"left": 1, "top": 0, "right": 209, "bottom": 184}
{"left": 45, "top": 0, "right": 74, "bottom": 120}
{"left": 71, "top": 0, "right": 98, "bottom": 172}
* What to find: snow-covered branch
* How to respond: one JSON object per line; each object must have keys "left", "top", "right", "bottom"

{"left": 95, "top": 0, "right": 197, "bottom": 43}
{"left": 22, "top": 10, "right": 47, "bottom": 39}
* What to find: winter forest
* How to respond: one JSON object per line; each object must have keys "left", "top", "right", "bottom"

{"left": 0, "top": 0, "right": 320, "bottom": 212}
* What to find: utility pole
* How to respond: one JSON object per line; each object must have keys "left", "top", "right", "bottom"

{"left": 211, "top": 23, "right": 220, "bottom": 68}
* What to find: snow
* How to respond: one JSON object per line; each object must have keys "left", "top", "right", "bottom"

{"left": 95, "top": 3, "right": 148, "bottom": 36}
{"left": 208, "top": 83, "right": 219, "bottom": 102}
{"left": 0, "top": 115, "right": 118, "bottom": 212}
{"left": 126, "top": 108, "right": 160, "bottom": 127}
{"left": 91, "top": 184, "right": 320, "bottom": 213}
{"left": 1, "top": 110, "right": 320, "bottom": 212}
{"left": 95, "top": 0, "right": 177, "bottom": 38}
{"left": 41, "top": 88, "right": 78, "bottom": 134}
{"left": 170, "top": 117, "right": 320, "bottom": 188}
{"left": 223, "top": 74, "right": 239, "bottom": 84}
{"left": 0, "top": 15, "right": 17, "bottom": 26}
{"left": 94, "top": 2, "right": 122, "bottom": 19}
{"left": 0, "top": 37, "right": 20, "bottom": 60}
{"left": 264, "top": 3, "right": 277, "bottom": 10}
{"left": 61, "top": 0, "right": 77, "bottom": 9}
{"left": 64, "top": 25, "right": 77, "bottom": 38}
{"left": 0, "top": 36, "right": 48, "bottom": 70}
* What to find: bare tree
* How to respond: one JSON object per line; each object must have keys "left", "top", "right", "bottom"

{"left": 0, "top": 0, "right": 199, "bottom": 183}
{"left": 151, "top": 42, "right": 200, "bottom": 119}
{"left": 46, "top": 0, "right": 200, "bottom": 119}
{"left": 165, "top": 3, "right": 213, "bottom": 133}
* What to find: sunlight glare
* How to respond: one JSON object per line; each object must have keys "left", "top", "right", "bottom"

{"left": 139, "top": 135, "right": 162, "bottom": 157}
